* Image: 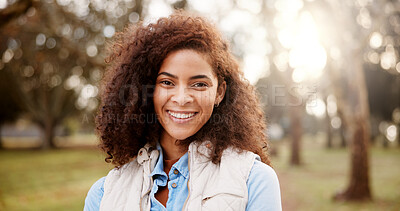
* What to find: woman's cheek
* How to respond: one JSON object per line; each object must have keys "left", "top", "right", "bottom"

{"left": 153, "top": 88, "right": 166, "bottom": 112}
{"left": 201, "top": 93, "right": 216, "bottom": 114}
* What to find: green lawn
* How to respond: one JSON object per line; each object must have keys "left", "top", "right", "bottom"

{"left": 0, "top": 135, "right": 399, "bottom": 211}
{"left": 273, "top": 135, "right": 400, "bottom": 211}
{"left": 0, "top": 147, "right": 113, "bottom": 211}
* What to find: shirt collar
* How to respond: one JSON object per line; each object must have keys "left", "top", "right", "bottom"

{"left": 149, "top": 142, "right": 189, "bottom": 179}
{"left": 150, "top": 142, "right": 166, "bottom": 177}
{"left": 173, "top": 152, "right": 189, "bottom": 179}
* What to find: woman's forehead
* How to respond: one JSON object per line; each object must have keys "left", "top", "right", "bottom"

{"left": 158, "top": 49, "right": 217, "bottom": 81}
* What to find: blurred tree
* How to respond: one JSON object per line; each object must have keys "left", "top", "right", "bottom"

{"left": 307, "top": 0, "right": 400, "bottom": 201}
{"left": 335, "top": 0, "right": 398, "bottom": 200}
{"left": 0, "top": 0, "right": 33, "bottom": 148}
{"left": 0, "top": 0, "right": 147, "bottom": 148}
{"left": 256, "top": 70, "right": 301, "bottom": 162}
{"left": 333, "top": 49, "right": 372, "bottom": 201}
{"left": 365, "top": 65, "right": 400, "bottom": 147}
{"left": 0, "top": 69, "right": 24, "bottom": 148}
{"left": 253, "top": 0, "right": 399, "bottom": 200}
{"left": 245, "top": 0, "right": 400, "bottom": 200}
{"left": 255, "top": 0, "right": 309, "bottom": 166}
{"left": 325, "top": 112, "right": 333, "bottom": 148}
{"left": 337, "top": 109, "right": 348, "bottom": 148}
{"left": 289, "top": 95, "right": 303, "bottom": 165}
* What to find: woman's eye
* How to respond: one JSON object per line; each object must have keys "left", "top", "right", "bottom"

{"left": 192, "top": 82, "right": 208, "bottom": 88}
{"left": 160, "top": 80, "right": 173, "bottom": 86}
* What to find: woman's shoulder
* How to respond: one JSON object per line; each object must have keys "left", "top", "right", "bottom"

{"left": 246, "top": 160, "right": 282, "bottom": 210}
{"left": 250, "top": 160, "right": 279, "bottom": 181}
{"left": 248, "top": 160, "right": 280, "bottom": 190}
{"left": 89, "top": 176, "right": 106, "bottom": 193}
{"left": 84, "top": 177, "right": 106, "bottom": 211}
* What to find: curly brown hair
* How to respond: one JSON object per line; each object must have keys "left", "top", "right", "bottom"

{"left": 96, "top": 11, "right": 270, "bottom": 167}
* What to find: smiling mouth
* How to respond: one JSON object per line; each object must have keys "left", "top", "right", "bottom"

{"left": 167, "top": 110, "right": 197, "bottom": 119}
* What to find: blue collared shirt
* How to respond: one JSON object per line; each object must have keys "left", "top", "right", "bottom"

{"left": 149, "top": 144, "right": 189, "bottom": 210}
{"left": 84, "top": 146, "right": 282, "bottom": 211}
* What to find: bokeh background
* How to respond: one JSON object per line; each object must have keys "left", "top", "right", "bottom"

{"left": 0, "top": 0, "right": 399, "bottom": 210}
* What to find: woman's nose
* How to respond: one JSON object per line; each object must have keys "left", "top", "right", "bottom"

{"left": 170, "top": 87, "right": 193, "bottom": 106}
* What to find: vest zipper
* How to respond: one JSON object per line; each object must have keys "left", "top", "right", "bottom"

{"left": 182, "top": 150, "right": 191, "bottom": 210}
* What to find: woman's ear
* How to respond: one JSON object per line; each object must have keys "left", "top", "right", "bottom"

{"left": 215, "top": 81, "right": 226, "bottom": 105}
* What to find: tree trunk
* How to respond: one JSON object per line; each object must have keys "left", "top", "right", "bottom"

{"left": 336, "top": 109, "right": 348, "bottom": 148}
{"left": 335, "top": 116, "right": 371, "bottom": 200}
{"left": 326, "top": 115, "right": 333, "bottom": 148}
{"left": 0, "top": 124, "right": 3, "bottom": 149}
{"left": 382, "top": 135, "right": 389, "bottom": 148}
{"left": 340, "top": 125, "right": 347, "bottom": 148}
{"left": 290, "top": 104, "right": 302, "bottom": 166}
{"left": 398, "top": 123, "right": 400, "bottom": 148}
{"left": 135, "top": 0, "right": 144, "bottom": 19}
{"left": 370, "top": 134, "right": 376, "bottom": 146}
{"left": 334, "top": 56, "right": 372, "bottom": 201}
{"left": 41, "top": 119, "right": 56, "bottom": 149}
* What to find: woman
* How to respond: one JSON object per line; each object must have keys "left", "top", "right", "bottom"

{"left": 84, "top": 12, "right": 281, "bottom": 211}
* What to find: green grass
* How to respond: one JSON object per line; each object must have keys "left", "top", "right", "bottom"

{"left": 272, "top": 135, "right": 400, "bottom": 211}
{"left": 0, "top": 148, "right": 113, "bottom": 211}
{"left": 0, "top": 135, "right": 399, "bottom": 210}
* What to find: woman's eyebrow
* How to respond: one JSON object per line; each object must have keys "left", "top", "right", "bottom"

{"left": 158, "top": 72, "right": 177, "bottom": 78}
{"left": 157, "top": 72, "right": 212, "bottom": 81}
{"left": 189, "top": 75, "right": 212, "bottom": 81}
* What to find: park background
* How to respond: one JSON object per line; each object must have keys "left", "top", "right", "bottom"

{"left": 0, "top": 0, "right": 399, "bottom": 210}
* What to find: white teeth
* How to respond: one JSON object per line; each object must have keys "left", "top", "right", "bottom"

{"left": 168, "top": 111, "right": 196, "bottom": 119}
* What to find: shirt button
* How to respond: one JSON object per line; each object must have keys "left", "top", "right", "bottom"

{"left": 171, "top": 183, "right": 177, "bottom": 188}
{"left": 173, "top": 169, "right": 179, "bottom": 175}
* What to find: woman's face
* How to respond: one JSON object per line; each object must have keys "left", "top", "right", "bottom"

{"left": 153, "top": 49, "right": 226, "bottom": 141}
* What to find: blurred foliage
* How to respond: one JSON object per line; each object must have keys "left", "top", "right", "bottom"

{"left": 0, "top": 66, "right": 23, "bottom": 142}
{"left": 0, "top": 0, "right": 147, "bottom": 148}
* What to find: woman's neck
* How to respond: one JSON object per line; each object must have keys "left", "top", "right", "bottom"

{"left": 160, "top": 131, "right": 187, "bottom": 160}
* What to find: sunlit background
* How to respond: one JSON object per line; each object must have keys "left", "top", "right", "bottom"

{"left": 0, "top": 0, "right": 399, "bottom": 210}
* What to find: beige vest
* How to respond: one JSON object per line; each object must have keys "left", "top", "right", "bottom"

{"left": 100, "top": 142, "right": 259, "bottom": 211}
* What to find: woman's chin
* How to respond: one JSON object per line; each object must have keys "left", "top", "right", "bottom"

{"left": 170, "top": 133, "right": 192, "bottom": 141}
{"left": 166, "top": 129, "right": 196, "bottom": 141}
